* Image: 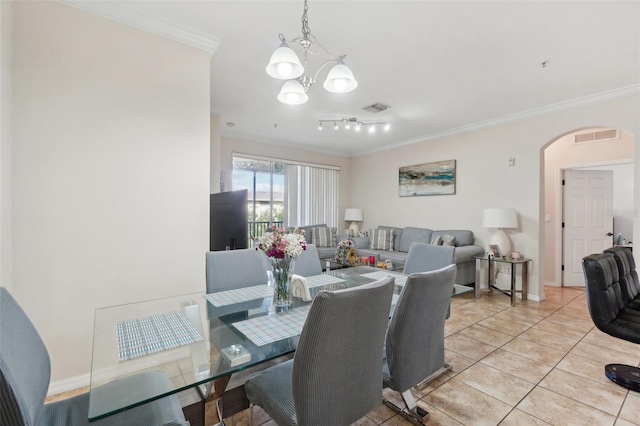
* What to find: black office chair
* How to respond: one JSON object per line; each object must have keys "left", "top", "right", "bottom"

{"left": 582, "top": 253, "right": 640, "bottom": 391}
{"left": 604, "top": 246, "right": 640, "bottom": 310}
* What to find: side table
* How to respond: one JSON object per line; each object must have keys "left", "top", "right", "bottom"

{"left": 474, "top": 255, "right": 531, "bottom": 307}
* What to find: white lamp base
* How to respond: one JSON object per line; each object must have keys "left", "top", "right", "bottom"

{"left": 489, "top": 228, "right": 512, "bottom": 257}
{"left": 348, "top": 222, "right": 360, "bottom": 236}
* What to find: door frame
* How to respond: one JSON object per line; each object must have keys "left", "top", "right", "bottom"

{"left": 553, "top": 158, "right": 633, "bottom": 287}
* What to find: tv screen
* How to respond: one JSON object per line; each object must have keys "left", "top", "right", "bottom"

{"left": 210, "top": 189, "right": 248, "bottom": 251}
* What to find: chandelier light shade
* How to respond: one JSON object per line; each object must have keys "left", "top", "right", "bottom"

{"left": 266, "top": 45, "right": 304, "bottom": 79}
{"left": 267, "top": 0, "right": 357, "bottom": 105}
{"left": 482, "top": 208, "right": 518, "bottom": 255}
{"left": 277, "top": 80, "right": 309, "bottom": 105}
{"left": 323, "top": 62, "right": 358, "bottom": 93}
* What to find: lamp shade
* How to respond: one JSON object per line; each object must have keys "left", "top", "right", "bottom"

{"left": 266, "top": 45, "right": 304, "bottom": 80}
{"left": 344, "top": 208, "right": 363, "bottom": 221}
{"left": 277, "top": 80, "right": 308, "bottom": 105}
{"left": 323, "top": 62, "right": 358, "bottom": 93}
{"left": 482, "top": 208, "right": 518, "bottom": 229}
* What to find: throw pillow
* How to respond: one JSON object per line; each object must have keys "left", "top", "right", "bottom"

{"left": 442, "top": 234, "right": 456, "bottom": 246}
{"left": 370, "top": 228, "right": 395, "bottom": 251}
{"left": 430, "top": 235, "right": 443, "bottom": 245}
{"left": 312, "top": 227, "right": 336, "bottom": 247}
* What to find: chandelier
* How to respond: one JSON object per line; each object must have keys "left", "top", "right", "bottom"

{"left": 266, "top": 0, "right": 357, "bottom": 105}
{"left": 318, "top": 118, "right": 391, "bottom": 133}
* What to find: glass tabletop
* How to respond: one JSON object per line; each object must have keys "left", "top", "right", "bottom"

{"left": 88, "top": 266, "right": 472, "bottom": 420}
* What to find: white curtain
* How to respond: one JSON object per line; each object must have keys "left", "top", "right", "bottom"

{"left": 285, "top": 164, "right": 339, "bottom": 228}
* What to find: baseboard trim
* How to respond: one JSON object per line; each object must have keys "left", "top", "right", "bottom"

{"left": 47, "top": 373, "right": 90, "bottom": 396}
{"left": 527, "top": 293, "right": 544, "bottom": 302}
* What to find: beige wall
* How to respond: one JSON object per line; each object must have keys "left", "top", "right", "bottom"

{"left": 543, "top": 130, "right": 634, "bottom": 284}
{"left": 1, "top": 0, "right": 12, "bottom": 293}
{"left": 210, "top": 114, "right": 221, "bottom": 193}
{"left": 220, "top": 136, "right": 352, "bottom": 233}
{"left": 12, "top": 1, "right": 210, "bottom": 386}
{"left": 349, "top": 94, "right": 640, "bottom": 301}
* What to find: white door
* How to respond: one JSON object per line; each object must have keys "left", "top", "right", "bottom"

{"left": 562, "top": 170, "right": 613, "bottom": 286}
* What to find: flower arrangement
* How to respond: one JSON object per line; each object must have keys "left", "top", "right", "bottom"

{"left": 254, "top": 226, "right": 306, "bottom": 306}
{"left": 253, "top": 226, "right": 306, "bottom": 259}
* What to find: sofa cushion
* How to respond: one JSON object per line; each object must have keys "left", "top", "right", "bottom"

{"left": 292, "top": 224, "right": 326, "bottom": 244}
{"left": 398, "top": 227, "right": 433, "bottom": 252}
{"left": 430, "top": 235, "right": 442, "bottom": 245}
{"left": 453, "top": 245, "right": 485, "bottom": 263}
{"left": 378, "top": 226, "right": 404, "bottom": 251}
{"left": 370, "top": 228, "right": 395, "bottom": 251}
{"left": 315, "top": 246, "right": 338, "bottom": 260}
{"left": 312, "top": 226, "right": 337, "bottom": 247}
{"left": 432, "top": 230, "right": 474, "bottom": 247}
{"left": 442, "top": 234, "right": 456, "bottom": 246}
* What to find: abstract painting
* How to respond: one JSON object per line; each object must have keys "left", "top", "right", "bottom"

{"left": 399, "top": 160, "right": 456, "bottom": 196}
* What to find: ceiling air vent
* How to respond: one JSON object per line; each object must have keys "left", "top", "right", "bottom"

{"left": 574, "top": 129, "right": 619, "bottom": 144}
{"left": 362, "top": 102, "right": 391, "bottom": 113}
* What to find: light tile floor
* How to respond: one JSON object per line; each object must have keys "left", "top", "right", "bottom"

{"left": 48, "top": 286, "right": 640, "bottom": 425}
{"left": 235, "top": 286, "right": 640, "bottom": 426}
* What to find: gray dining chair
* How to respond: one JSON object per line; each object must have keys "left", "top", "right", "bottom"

{"left": 383, "top": 264, "right": 457, "bottom": 424}
{"left": 0, "top": 287, "right": 189, "bottom": 426}
{"left": 403, "top": 242, "right": 456, "bottom": 320}
{"left": 205, "top": 249, "right": 271, "bottom": 293}
{"left": 403, "top": 242, "right": 455, "bottom": 275}
{"left": 244, "top": 277, "right": 395, "bottom": 426}
{"left": 205, "top": 249, "right": 272, "bottom": 349}
{"left": 291, "top": 244, "right": 323, "bottom": 277}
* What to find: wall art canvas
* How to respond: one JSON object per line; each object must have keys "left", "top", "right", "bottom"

{"left": 399, "top": 160, "right": 456, "bottom": 196}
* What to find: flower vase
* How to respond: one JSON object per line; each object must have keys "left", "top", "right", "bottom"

{"left": 270, "top": 257, "right": 295, "bottom": 307}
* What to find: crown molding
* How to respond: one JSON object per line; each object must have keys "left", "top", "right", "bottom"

{"left": 364, "top": 84, "right": 640, "bottom": 156}
{"left": 59, "top": 1, "right": 221, "bottom": 56}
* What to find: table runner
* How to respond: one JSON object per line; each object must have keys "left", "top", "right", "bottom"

{"left": 116, "top": 311, "right": 203, "bottom": 361}
{"left": 232, "top": 305, "right": 311, "bottom": 347}
{"left": 306, "top": 274, "right": 346, "bottom": 288}
{"left": 204, "top": 285, "right": 273, "bottom": 307}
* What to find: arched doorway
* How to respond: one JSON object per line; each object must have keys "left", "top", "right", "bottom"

{"left": 542, "top": 127, "right": 635, "bottom": 287}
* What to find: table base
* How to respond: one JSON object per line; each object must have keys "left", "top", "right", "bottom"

{"left": 474, "top": 257, "right": 530, "bottom": 307}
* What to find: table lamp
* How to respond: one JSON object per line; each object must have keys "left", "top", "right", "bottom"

{"left": 482, "top": 208, "right": 518, "bottom": 255}
{"left": 344, "top": 208, "right": 363, "bottom": 236}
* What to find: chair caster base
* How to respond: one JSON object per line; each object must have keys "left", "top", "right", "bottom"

{"left": 605, "top": 364, "right": 640, "bottom": 392}
{"left": 382, "top": 398, "right": 429, "bottom": 426}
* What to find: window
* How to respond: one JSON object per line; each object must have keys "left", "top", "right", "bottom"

{"left": 232, "top": 157, "right": 285, "bottom": 239}
{"left": 284, "top": 164, "right": 339, "bottom": 228}
{"left": 232, "top": 154, "right": 339, "bottom": 239}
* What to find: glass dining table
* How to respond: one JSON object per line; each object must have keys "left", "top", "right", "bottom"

{"left": 88, "top": 266, "right": 472, "bottom": 423}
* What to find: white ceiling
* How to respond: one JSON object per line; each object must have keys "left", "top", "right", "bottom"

{"left": 71, "top": 1, "right": 640, "bottom": 156}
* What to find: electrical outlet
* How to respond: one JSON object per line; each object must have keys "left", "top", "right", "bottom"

{"left": 505, "top": 265, "right": 511, "bottom": 274}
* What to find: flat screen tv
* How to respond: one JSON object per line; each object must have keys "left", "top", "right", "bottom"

{"left": 210, "top": 189, "right": 248, "bottom": 251}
